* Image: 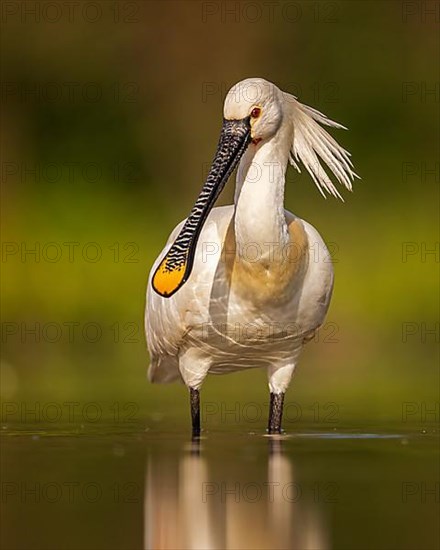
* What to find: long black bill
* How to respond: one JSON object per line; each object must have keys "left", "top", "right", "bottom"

{"left": 152, "top": 117, "right": 251, "bottom": 298}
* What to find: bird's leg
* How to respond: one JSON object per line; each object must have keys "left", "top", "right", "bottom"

{"left": 267, "top": 392, "right": 285, "bottom": 434}
{"left": 189, "top": 387, "right": 201, "bottom": 438}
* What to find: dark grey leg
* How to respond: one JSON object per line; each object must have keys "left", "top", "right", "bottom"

{"left": 267, "top": 392, "right": 285, "bottom": 434}
{"left": 190, "top": 387, "right": 200, "bottom": 437}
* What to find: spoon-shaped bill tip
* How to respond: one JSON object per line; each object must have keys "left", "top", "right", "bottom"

{"left": 152, "top": 255, "right": 188, "bottom": 298}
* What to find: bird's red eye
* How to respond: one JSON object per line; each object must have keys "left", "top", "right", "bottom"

{"left": 251, "top": 107, "right": 261, "bottom": 118}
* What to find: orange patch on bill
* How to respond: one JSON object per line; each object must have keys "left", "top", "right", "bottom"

{"left": 152, "top": 259, "right": 187, "bottom": 297}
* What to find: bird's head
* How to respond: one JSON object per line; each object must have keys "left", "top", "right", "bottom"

{"left": 223, "top": 78, "right": 284, "bottom": 144}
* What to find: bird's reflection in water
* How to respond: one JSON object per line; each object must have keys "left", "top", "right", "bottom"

{"left": 144, "top": 439, "right": 328, "bottom": 550}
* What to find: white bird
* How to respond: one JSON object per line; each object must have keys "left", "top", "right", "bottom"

{"left": 145, "top": 78, "right": 357, "bottom": 436}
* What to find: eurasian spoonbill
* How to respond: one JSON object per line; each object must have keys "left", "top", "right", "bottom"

{"left": 145, "top": 78, "right": 357, "bottom": 436}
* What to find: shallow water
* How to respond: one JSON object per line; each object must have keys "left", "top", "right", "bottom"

{"left": 1, "top": 424, "right": 439, "bottom": 550}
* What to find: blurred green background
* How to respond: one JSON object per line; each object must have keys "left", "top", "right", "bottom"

{"left": 1, "top": 0, "right": 438, "bottom": 428}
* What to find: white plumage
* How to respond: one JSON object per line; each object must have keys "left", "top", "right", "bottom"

{"left": 145, "top": 78, "right": 357, "bottom": 433}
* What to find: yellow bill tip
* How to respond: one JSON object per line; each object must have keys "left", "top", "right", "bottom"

{"left": 152, "top": 259, "right": 187, "bottom": 298}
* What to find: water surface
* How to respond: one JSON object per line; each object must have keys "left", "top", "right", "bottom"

{"left": 1, "top": 424, "right": 439, "bottom": 550}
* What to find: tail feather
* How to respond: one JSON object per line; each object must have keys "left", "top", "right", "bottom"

{"left": 148, "top": 355, "right": 183, "bottom": 384}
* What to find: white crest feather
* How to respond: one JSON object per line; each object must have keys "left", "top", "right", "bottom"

{"left": 286, "top": 94, "right": 359, "bottom": 200}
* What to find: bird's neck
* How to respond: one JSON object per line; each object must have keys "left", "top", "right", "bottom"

{"left": 234, "top": 124, "right": 291, "bottom": 258}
